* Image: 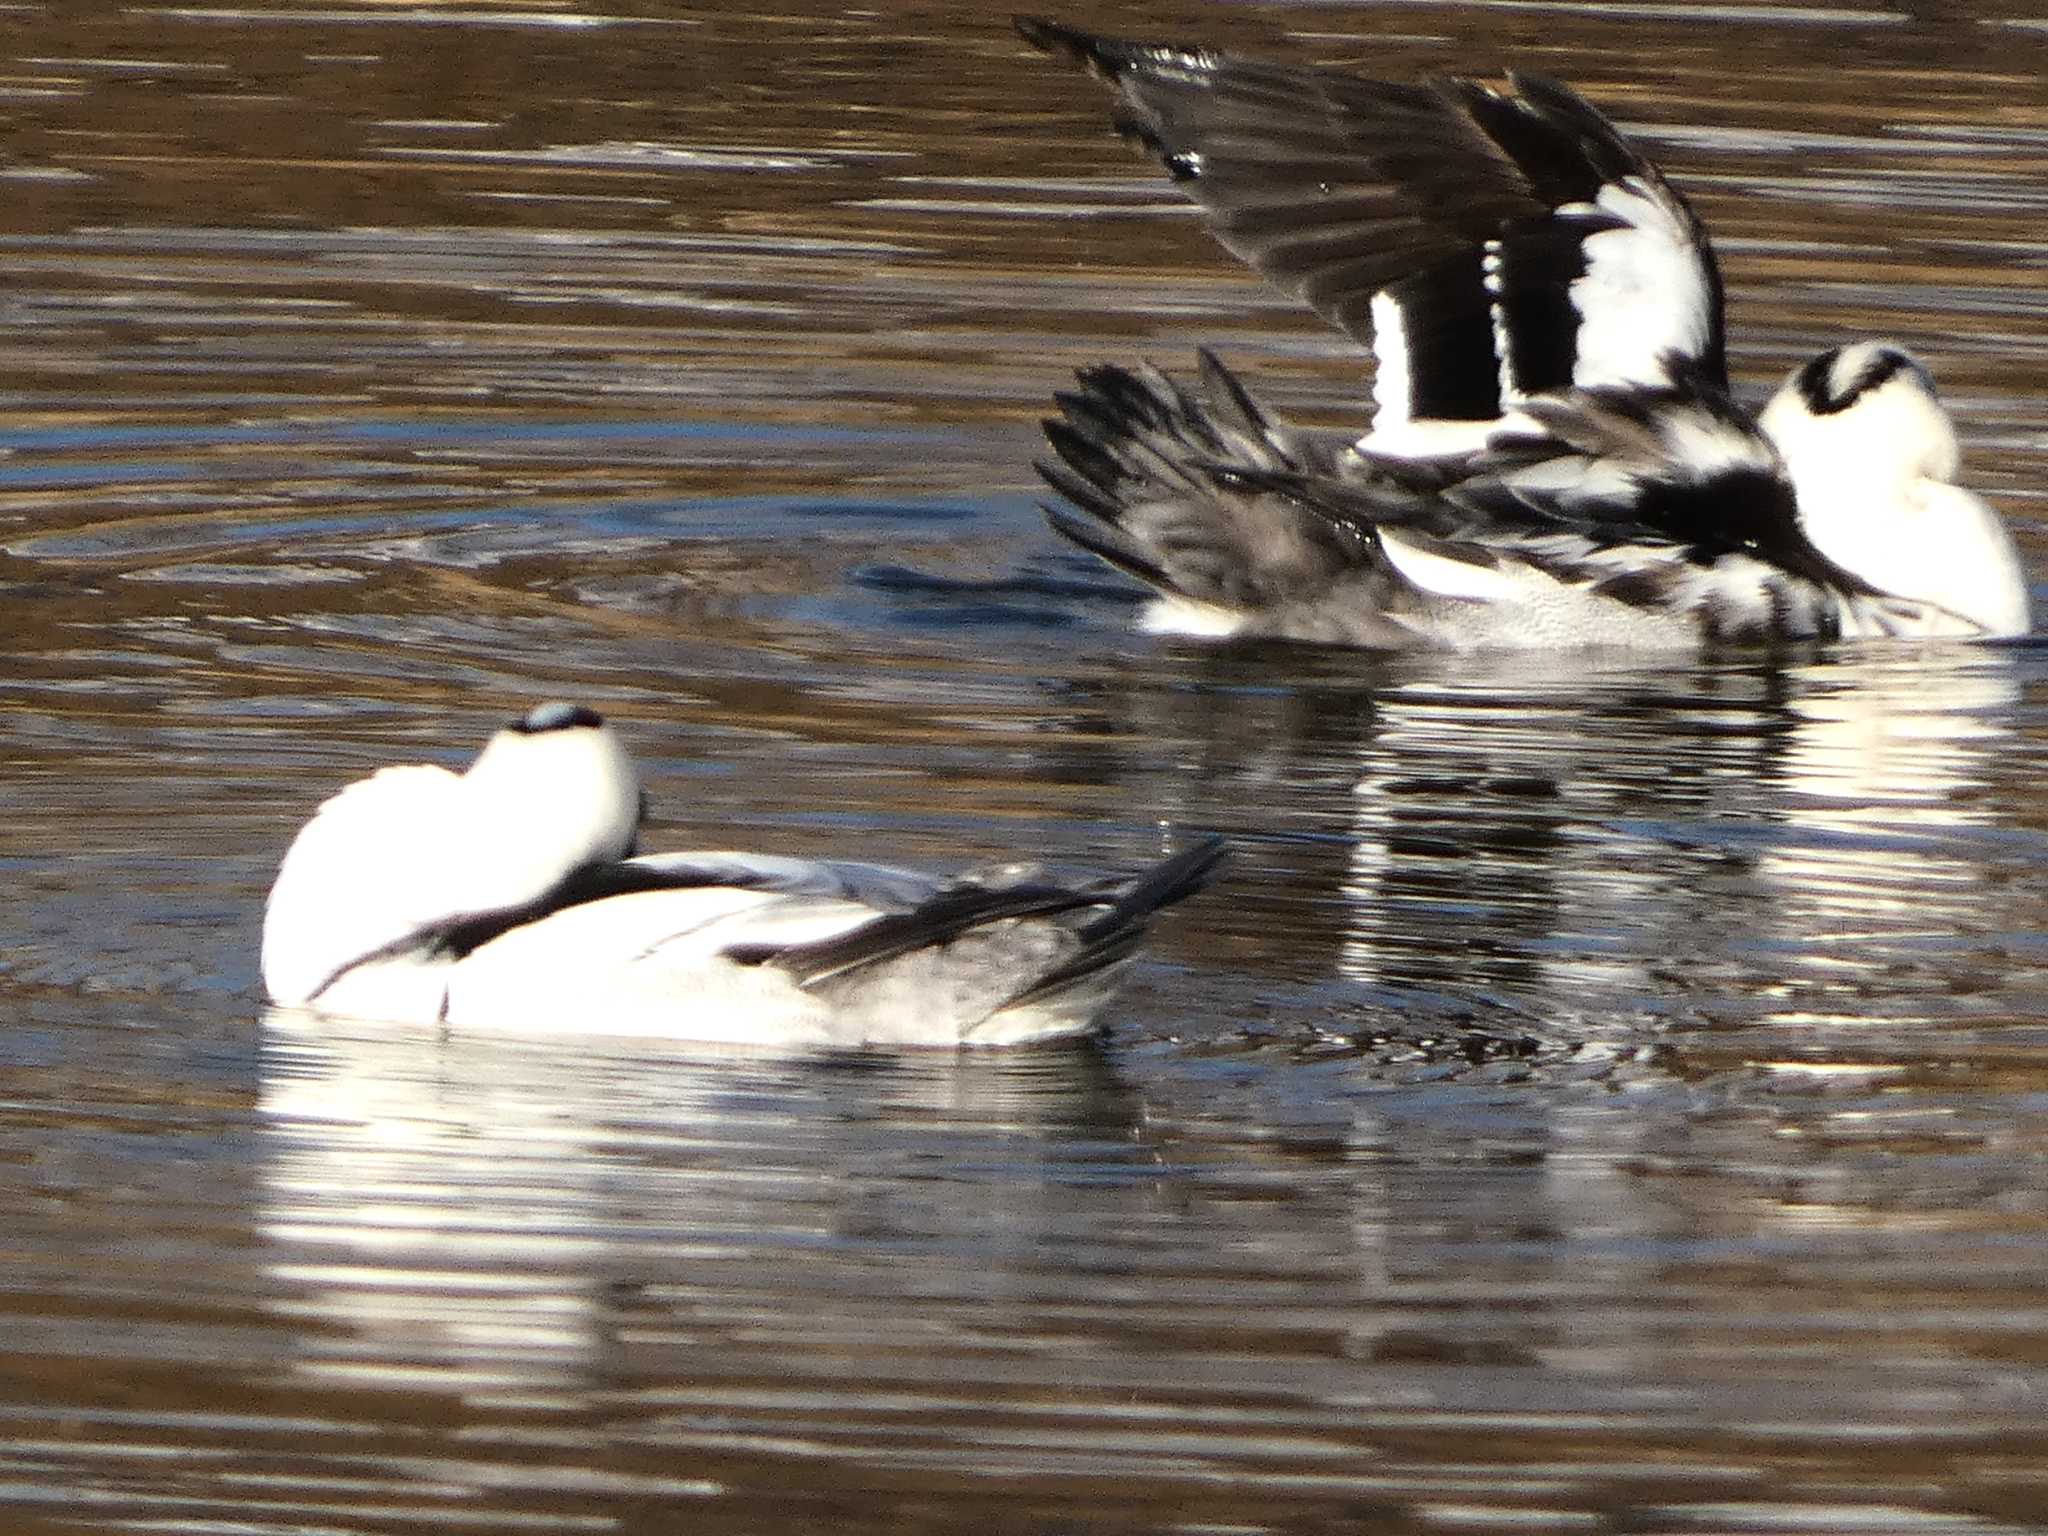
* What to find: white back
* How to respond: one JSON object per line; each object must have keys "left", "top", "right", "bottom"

{"left": 440, "top": 886, "right": 883, "bottom": 1039}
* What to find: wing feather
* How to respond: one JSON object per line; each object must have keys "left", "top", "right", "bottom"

{"left": 1019, "top": 19, "right": 1729, "bottom": 429}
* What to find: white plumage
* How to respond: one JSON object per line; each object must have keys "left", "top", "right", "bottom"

{"left": 1021, "top": 19, "right": 2032, "bottom": 651}
{"left": 262, "top": 705, "right": 1223, "bottom": 1048}
{"left": 1758, "top": 343, "right": 2031, "bottom": 640}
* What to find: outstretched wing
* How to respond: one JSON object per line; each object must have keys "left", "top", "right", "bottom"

{"left": 1036, "top": 343, "right": 1955, "bottom": 647}
{"left": 1018, "top": 18, "right": 1727, "bottom": 436}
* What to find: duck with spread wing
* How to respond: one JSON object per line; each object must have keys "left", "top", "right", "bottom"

{"left": 1020, "top": 18, "right": 2031, "bottom": 650}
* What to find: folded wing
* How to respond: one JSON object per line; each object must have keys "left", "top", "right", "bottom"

{"left": 1039, "top": 348, "right": 1940, "bottom": 647}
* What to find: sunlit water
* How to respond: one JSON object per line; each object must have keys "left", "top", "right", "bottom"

{"left": 3, "top": 2, "right": 2048, "bottom": 1532}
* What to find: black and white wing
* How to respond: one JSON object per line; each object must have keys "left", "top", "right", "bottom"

{"left": 1300, "top": 366, "right": 1954, "bottom": 642}
{"left": 380, "top": 849, "right": 952, "bottom": 981}
{"left": 590, "top": 850, "right": 947, "bottom": 914}
{"left": 1018, "top": 17, "right": 1728, "bottom": 436}
{"left": 1037, "top": 344, "right": 1958, "bottom": 646}
{"left": 441, "top": 839, "right": 1228, "bottom": 1041}
{"left": 451, "top": 846, "right": 1192, "bottom": 983}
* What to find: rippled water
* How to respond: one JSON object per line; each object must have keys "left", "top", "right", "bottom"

{"left": 4, "top": 1, "right": 2048, "bottom": 1531}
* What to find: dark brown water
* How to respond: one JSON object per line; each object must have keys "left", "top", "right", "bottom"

{"left": 4, "top": 2, "right": 2048, "bottom": 1532}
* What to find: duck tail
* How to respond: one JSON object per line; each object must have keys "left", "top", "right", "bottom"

{"left": 985, "top": 834, "right": 1228, "bottom": 1019}
{"left": 772, "top": 836, "right": 1226, "bottom": 1045}
{"left": 1037, "top": 351, "right": 1368, "bottom": 623}
{"left": 1075, "top": 833, "right": 1228, "bottom": 946}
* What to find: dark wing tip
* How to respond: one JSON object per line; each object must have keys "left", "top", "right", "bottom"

{"left": 1504, "top": 69, "right": 1592, "bottom": 111}
{"left": 1145, "top": 834, "right": 1229, "bottom": 909}
{"left": 1083, "top": 835, "right": 1228, "bottom": 940}
{"left": 1041, "top": 502, "right": 1174, "bottom": 590}
{"left": 1504, "top": 70, "right": 1659, "bottom": 184}
{"left": 1014, "top": 15, "right": 1215, "bottom": 83}
{"left": 1500, "top": 70, "right": 1605, "bottom": 133}
{"left": 775, "top": 879, "right": 1093, "bottom": 989}
{"left": 1196, "top": 345, "right": 1271, "bottom": 435}
{"left": 1014, "top": 14, "right": 1083, "bottom": 54}
{"left": 1014, "top": 15, "right": 1126, "bottom": 75}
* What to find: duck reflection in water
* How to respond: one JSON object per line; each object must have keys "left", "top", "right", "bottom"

{"left": 1031, "top": 644, "right": 2021, "bottom": 1035}
{"left": 255, "top": 1018, "right": 1153, "bottom": 1394}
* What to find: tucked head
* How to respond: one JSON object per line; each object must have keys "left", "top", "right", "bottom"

{"left": 1793, "top": 341, "right": 1933, "bottom": 416}
{"left": 262, "top": 702, "right": 648, "bottom": 1008}
{"left": 465, "top": 702, "right": 642, "bottom": 859}
{"left": 508, "top": 701, "right": 605, "bottom": 735}
{"left": 1764, "top": 340, "right": 1960, "bottom": 484}
{"left": 1758, "top": 341, "right": 2028, "bottom": 637}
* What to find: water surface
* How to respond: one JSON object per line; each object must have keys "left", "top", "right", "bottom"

{"left": 3, "top": 2, "right": 2048, "bottom": 1532}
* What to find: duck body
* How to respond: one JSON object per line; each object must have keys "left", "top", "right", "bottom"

{"left": 1021, "top": 18, "right": 2031, "bottom": 652}
{"left": 263, "top": 705, "right": 1222, "bottom": 1048}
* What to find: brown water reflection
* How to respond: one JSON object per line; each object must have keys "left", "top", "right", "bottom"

{"left": 3, "top": 1, "right": 2048, "bottom": 1532}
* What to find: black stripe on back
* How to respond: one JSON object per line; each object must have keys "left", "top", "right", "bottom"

{"left": 305, "top": 856, "right": 809, "bottom": 1005}
{"left": 770, "top": 882, "right": 1096, "bottom": 988}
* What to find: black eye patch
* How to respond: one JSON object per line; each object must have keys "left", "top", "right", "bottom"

{"left": 509, "top": 702, "right": 605, "bottom": 735}
{"left": 1794, "top": 347, "right": 1919, "bottom": 416}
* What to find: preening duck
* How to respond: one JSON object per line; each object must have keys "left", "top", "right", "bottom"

{"left": 1019, "top": 18, "right": 2032, "bottom": 651}
{"left": 261, "top": 703, "right": 1223, "bottom": 1047}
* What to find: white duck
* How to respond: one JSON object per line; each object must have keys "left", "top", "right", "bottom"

{"left": 1020, "top": 18, "right": 2031, "bottom": 651}
{"left": 261, "top": 703, "right": 1223, "bottom": 1047}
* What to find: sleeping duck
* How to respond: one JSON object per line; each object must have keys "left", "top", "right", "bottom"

{"left": 1020, "top": 18, "right": 2031, "bottom": 650}
{"left": 261, "top": 702, "right": 1223, "bottom": 1047}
